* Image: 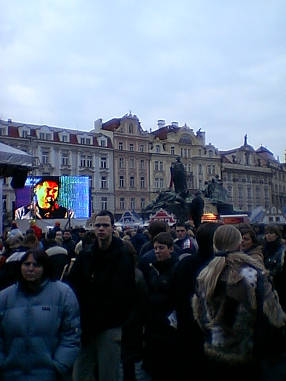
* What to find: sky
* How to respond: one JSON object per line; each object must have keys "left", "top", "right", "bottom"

{"left": 1, "top": 0, "right": 286, "bottom": 161}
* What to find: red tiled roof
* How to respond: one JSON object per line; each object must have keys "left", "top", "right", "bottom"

{"left": 102, "top": 118, "right": 121, "bottom": 131}
{"left": 70, "top": 134, "right": 78, "bottom": 144}
{"left": 151, "top": 126, "right": 180, "bottom": 140}
{"left": 8, "top": 126, "right": 19, "bottom": 138}
{"left": 53, "top": 132, "right": 60, "bottom": 142}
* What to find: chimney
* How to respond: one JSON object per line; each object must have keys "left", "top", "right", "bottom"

{"left": 93, "top": 119, "right": 102, "bottom": 132}
{"left": 157, "top": 119, "right": 165, "bottom": 128}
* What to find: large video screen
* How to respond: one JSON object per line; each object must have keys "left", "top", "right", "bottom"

{"left": 14, "top": 176, "right": 90, "bottom": 219}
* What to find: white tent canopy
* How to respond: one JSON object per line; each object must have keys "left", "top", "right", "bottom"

{"left": 0, "top": 142, "right": 33, "bottom": 235}
{"left": 0, "top": 142, "right": 33, "bottom": 168}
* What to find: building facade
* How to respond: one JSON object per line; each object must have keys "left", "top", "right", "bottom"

{"left": 0, "top": 119, "right": 114, "bottom": 222}
{"left": 1, "top": 116, "right": 285, "bottom": 224}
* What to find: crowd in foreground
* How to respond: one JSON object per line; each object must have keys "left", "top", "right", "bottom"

{"left": 0, "top": 215, "right": 286, "bottom": 381}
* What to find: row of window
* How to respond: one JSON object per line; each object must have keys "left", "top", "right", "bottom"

{"left": 119, "top": 176, "right": 145, "bottom": 188}
{"left": 118, "top": 198, "right": 145, "bottom": 210}
{"left": 42, "top": 152, "right": 110, "bottom": 168}
{"left": 117, "top": 142, "right": 216, "bottom": 158}
{"left": 12, "top": 130, "right": 107, "bottom": 146}
{"left": 98, "top": 196, "right": 146, "bottom": 211}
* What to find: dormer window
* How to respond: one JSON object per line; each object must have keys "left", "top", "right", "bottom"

{"left": 0, "top": 127, "right": 7, "bottom": 136}
{"left": 100, "top": 139, "right": 106, "bottom": 147}
{"left": 39, "top": 131, "right": 52, "bottom": 140}
{"left": 22, "top": 130, "right": 28, "bottom": 138}
{"left": 79, "top": 135, "right": 92, "bottom": 145}
{"left": 156, "top": 145, "right": 160, "bottom": 153}
{"left": 62, "top": 135, "right": 68, "bottom": 142}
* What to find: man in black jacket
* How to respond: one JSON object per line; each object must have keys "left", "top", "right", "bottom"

{"left": 68, "top": 210, "right": 135, "bottom": 381}
{"left": 190, "top": 191, "right": 204, "bottom": 230}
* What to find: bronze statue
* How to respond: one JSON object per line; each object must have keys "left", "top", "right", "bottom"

{"left": 170, "top": 157, "right": 188, "bottom": 195}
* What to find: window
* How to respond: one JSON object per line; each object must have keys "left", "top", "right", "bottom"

{"left": 207, "top": 165, "right": 211, "bottom": 175}
{"left": 208, "top": 150, "right": 213, "bottom": 158}
{"left": 46, "top": 133, "right": 52, "bottom": 140}
{"left": 139, "top": 145, "right": 144, "bottom": 152}
{"left": 160, "top": 161, "right": 163, "bottom": 171}
{"left": 101, "top": 176, "right": 107, "bottom": 189}
{"left": 155, "top": 178, "right": 159, "bottom": 188}
{"left": 198, "top": 164, "right": 202, "bottom": 175}
{"left": 140, "top": 198, "right": 145, "bottom": 209}
{"left": 119, "top": 158, "right": 124, "bottom": 169}
{"left": 120, "top": 198, "right": 125, "bottom": 210}
{"left": 130, "top": 176, "right": 135, "bottom": 188}
{"left": 140, "top": 160, "right": 144, "bottom": 169}
{"left": 22, "top": 130, "right": 28, "bottom": 138}
{"left": 80, "top": 137, "right": 91, "bottom": 145}
{"left": 40, "top": 132, "right": 45, "bottom": 140}
{"left": 160, "top": 178, "right": 164, "bottom": 188}
{"left": 119, "top": 176, "right": 124, "bottom": 187}
{"left": 42, "top": 150, "right": 49, "bottom": 164}
{"left": 100, "top": 157, "right": 107, "bottom": 169}
{"left": 80, "top": 155, "right": 86, "bottom": 167}
{"left": 156, "top": 145, "right": 160, "bottom": 153}
{"left": 61, "top": 152, "right": 69, "bottom": 166}
{"left": 87, "top": 156, "right": 93, "bottom": 167}
{"left": 212, "top": 165, "right": 215, "bottom": 175}
{"left": 154, "top": 161, "right": 159, "bottom": 171}
{"left": 0, "top": 128, "right": 6, "bottom": 136}
{"left": 130, "top": 197, "right": 135, "bottom": 209}
{"left": 140, "top": 177, "right": 145, "bottom": 188}
{"left": 101, "top": 197, "right": 107, "bottom": 210}
{"left": 100, "top": 139, "right": 106, "bottom": 147}
{"left": 128, "top": 124, "right": 134, "bottom": 134}
{"left": 129, "top": 158, "right": 135, "bottom": 169}
{"left": 61, "top": 135, "right": 68, "bottom": 142}
{"left": 118, "top": 142, "right": 123, "bottom": 150}
{"left": 129, "top": 143, "right": 134, "bottom": 151}
{"left": 171, "top": 146, "right": 175, "bottom": 155}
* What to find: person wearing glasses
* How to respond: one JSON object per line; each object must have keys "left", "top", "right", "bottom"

{"left": 0, "top": 248, "right": 80, "bottom": 380}
{"left": 67, "top": 210, "right": 135, "bottom": 381}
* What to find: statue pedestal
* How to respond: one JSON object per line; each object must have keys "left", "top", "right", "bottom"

{"left": 203, "top": 198, "right": 218, "bottom": 215}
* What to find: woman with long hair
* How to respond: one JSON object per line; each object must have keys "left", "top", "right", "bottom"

{"left": 193, "top": 224, "right": 286, "bottom": 381}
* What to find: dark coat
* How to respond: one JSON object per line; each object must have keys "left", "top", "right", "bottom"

{"left": 67, "top": 236, "right": 135, "bottom": 339}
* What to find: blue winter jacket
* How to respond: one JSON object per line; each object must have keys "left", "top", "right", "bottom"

{"left": 0, "top": 280, "right": 81, "bottom": 381}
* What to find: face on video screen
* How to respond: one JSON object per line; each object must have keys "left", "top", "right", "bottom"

{"left": 35, "top": 180, "right": 59, "bottom": 209}
{"left": 14, "top": 176, "right": 91, "bottom": 220}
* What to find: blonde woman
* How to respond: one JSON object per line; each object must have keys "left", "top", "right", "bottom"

{"left": 192, "top": 224, "right": 286, "bottom": 381}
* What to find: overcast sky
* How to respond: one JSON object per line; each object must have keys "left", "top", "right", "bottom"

{"left": 1, "top": 0, "right": 285, "bottom": 161}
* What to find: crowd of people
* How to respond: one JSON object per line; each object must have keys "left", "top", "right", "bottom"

{"left": 0, "top": 214, "right": 286, "bottom": 381}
